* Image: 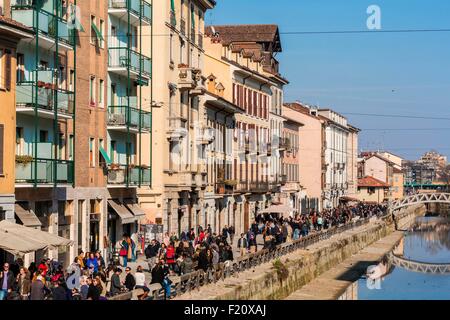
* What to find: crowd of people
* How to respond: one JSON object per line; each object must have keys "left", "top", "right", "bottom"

{"left": 0, "top": 202, "right": 387, "bottom": 301}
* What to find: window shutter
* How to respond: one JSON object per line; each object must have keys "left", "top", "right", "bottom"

{"left": 232, "top": 83, "right": 236, "bottom": 104}
{"left": 4, "top": 49, "right": 11, "bottom": 91}
{"left": 0, "top": 124, "right": 4, "bottom": 175}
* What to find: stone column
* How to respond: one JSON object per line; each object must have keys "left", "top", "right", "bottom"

{"left": 48, "top": 199, "right": 59, "bottom": 260}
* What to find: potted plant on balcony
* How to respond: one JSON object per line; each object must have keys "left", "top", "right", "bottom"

{"left": 178, "top": 63, "right": 189, "bottom": 68}
{"left": 15, "top": 155, "right": 33, "bottom": 167}
{"left": 224, "top": 179, "right": 238, "bottom": 193}
{"left": 110, "top": 163, "right": 121, "bottom": 171}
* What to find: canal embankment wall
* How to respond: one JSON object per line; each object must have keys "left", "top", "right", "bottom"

{"left": 177, "top": 204, "right": 425, "bottom": 300}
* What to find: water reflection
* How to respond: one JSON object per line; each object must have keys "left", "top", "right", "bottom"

{"left": 357, "top": 216, "right": 450, "bottom": 300}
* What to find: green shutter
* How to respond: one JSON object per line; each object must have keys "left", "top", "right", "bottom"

{"left": 191, "top": 7, "right": 195, "bottom": 28}
{"left": 99, "top": 145, "right": 112, "bottom": 164}
{"left": 91, "top": 22, "right": 104, "bottom": 42}
{"left": 171, "top": 0, "right": 176, "bottom": 12}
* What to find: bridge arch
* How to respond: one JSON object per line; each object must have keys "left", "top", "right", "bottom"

{"left": 387, "top": 253, "right": 450, "bottom": 275}
{"left": 389, "top": 193, "right": 450, "bottom": 213}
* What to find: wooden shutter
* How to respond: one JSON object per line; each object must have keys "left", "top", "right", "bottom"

{"left": 0, "top": 124, "right": 4, "bottom": 175}
{"left": 232, "top": 83, "right": 236, "bottom": 104}
{"left": 4, "top": 49, "right": 12, "bottom": 91}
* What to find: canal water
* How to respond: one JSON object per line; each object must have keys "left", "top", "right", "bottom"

{"left": 357, "top": 216, "right": 450, "bottom": 300}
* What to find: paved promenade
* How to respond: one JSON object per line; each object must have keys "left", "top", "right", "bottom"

{"left": 174, "top": 219, "right": 380, "bottom": 300}
{"left": 285, "top": 231, "right": 403, "bottom": 300}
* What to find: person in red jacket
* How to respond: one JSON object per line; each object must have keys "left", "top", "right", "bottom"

{"left": 165, "top": 243, "right": 176, "bottom": 271}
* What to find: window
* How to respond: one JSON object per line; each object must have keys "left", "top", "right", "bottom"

{"left": 99, "top": 19, "right": 105, "bottom": 48}
{"left": 169, "top": 33, "right": 174, "bottom": 65}
{"left": 68, "top": 134, "right": 74, "bottom": 161}
{"left": 98, "top": 79, "right": 104, "bottom": 107}
{"left": 89, "top": 76, "right": 96, "bottom": 106}
{"left": 69, "top": 69, "right": 74, "bottom": 91}
{"left": 58, "top": 133, "right": 65, "bottom": 159}
{"left": 110, "top": 140, "right": 116, "bottom": 163}
{"left": 0, "top": 49, "right": 3, "bottom": 88}
{"left": 0, "top": 124, "right": 3, "bottom": 175}
{"left": 39, "top": 130, "right": 48, "bottom": 143}
{"left": 90, "top": 16, "right": 96, "bottom": 44}
{"left": 17, "top": 53, "right": 25, "bottom": 83}
{"left": 0, "top": 49, "right": 11, "bottom": 90}
{"left": 16, "top": 127, "right": 23, "bottom": 155}
{"left": 89, "top": 138, "right": 95, "bottom": 167}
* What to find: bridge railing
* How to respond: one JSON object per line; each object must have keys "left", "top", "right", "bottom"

{"left": 172, "top": 214, "right": 386, "bottom": 297}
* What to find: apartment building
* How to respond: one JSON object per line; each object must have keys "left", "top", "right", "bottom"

{"left": 280, "top": 115, "right": 303, "bottom": 216}
{"left": 283, "top": 102, "right": 325, "bottom": 212}
{"left": 204, "top": 24, "right": 288, "bottom": 234}
{"left": 145, "top": 0, "right": 216, "bottom": 236}
{"left": 2, "top": 0, "right": 152, "bottom": 266}
{"left": 318, "top": 109, "right": 355, "bottom": 209}
{"left": 0, "top": 14, "right": 34, "bottom": 264}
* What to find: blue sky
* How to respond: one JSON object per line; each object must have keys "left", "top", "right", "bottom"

{"left": 206, "top": 0, "right": 450, "bottom": 160}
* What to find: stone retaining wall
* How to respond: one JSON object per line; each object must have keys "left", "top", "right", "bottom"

{"left": 209, "top": 205, "right": 425, "bottom": 300}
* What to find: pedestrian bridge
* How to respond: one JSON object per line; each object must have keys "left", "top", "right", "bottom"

{"left": 387, "top": 252, "right": 450, "bottom": 275}
{"left": 390, "top": 193, "right": 450, "bottom": 213}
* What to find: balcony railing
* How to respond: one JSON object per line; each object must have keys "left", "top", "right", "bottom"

{"left": 279, "top": 137, "right": 291, "bottom": 150}
{"left": 11, "top": 4, "right": 74, "bottom": 47}
{"left": 16, "top": 81, "right": 75, "bottom": 116}
{"left": 108, "top": 47, "right": 152, "bottom": 78}
{"left": 107, "top": 164, "right": 150, "bottom": 185}
{"left": 108, "top": 0, "right": 152, "bottom": 23}
{"left": 108, "top": 106, "right": 152, "bottom": 131}
{"left": 249, "top": 181, "right": 270, "bottom": 192}
{"left": 15, "top": 158, "right": 74, "bottom": 184}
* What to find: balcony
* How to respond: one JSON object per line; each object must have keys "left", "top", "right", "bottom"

{"left": 16, "top": 79, "right": 74, "bottom": 120}
{"left": 197, "top": 126, "right": 215, "bottom": 145}
{"left": 108, "top": 0, "right": 152, "bottom": 26}
{"left": 249, "top": 181, "right": 270, "bottom": 193}
{"left": 108, "top": 47, "right": 152, "bottom": 80}
{"left": 164, "top": 172, "right": 195, "bottom": 189}
{"left": 235, "top": 181, "right": 249, "bottom": 193}
{"left": 107, "top": 164, "right": 151, "bottom": 186}
{"left": 216, "top": 181, "right": 238, "bottom": 195}
{"left": 11, "top": 3, "right": 74, "bottom": 51}
{"left": 166, "top": 115, "right": 188, "bottom": 141}
{"left": 178, "top": 65, "right": 201, "bottom": 91}
{"left": 15, "top": 157, "right": 74, "bottom": 185}
{"left": 108, "top": 104, "right": 152, "bottom": 133}
{"left": 278, "top": 137, "right": 291, "bottom": 151}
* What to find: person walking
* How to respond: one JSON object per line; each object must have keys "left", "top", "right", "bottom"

{"left": 145, "top": 239, "right": 160, "bottom": 271}
{"left": 237, "top": 233, "right": 248, "bottom": 257}
{"left": 119, "top": 235, "right": 131, "bottom": 268}
{"left": 0, "top": 263, "right": 15, "bottom": 300}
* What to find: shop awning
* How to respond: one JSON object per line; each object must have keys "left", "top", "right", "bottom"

{"left": 108, "top": 200, "right": 136, "bottom": 224}
{"left": 0, "top": 220, "right": 73, "bottom": 256}
{"left": 15, "top": 204, "right": 42, "bottom": 227}
{"left": 124, "top": 199, "right": 146, "bottom": 220}
{"left": 99, "top": 145, "right": 112, "bottom": 164}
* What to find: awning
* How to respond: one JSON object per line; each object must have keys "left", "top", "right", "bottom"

{"left": 91, "top": 22, "right": 104, "bottom": 42}
{"left": 99, "top": 145, "right": 112, "bottom": 164}
{"left": 0, "top": 220, "right": 73, "bottom": 256}
{"left": 108, "top": 200, "right": 136, "bottom": 224}
{"left": 15, "top": 204, "right": 42, "bottom": 228}
{"left": 123, "top": 199, "right": 146, "bottom": 220}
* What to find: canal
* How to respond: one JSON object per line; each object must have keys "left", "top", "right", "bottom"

{"left": 357, "top": 215, "right": 450, "bottom": 300}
